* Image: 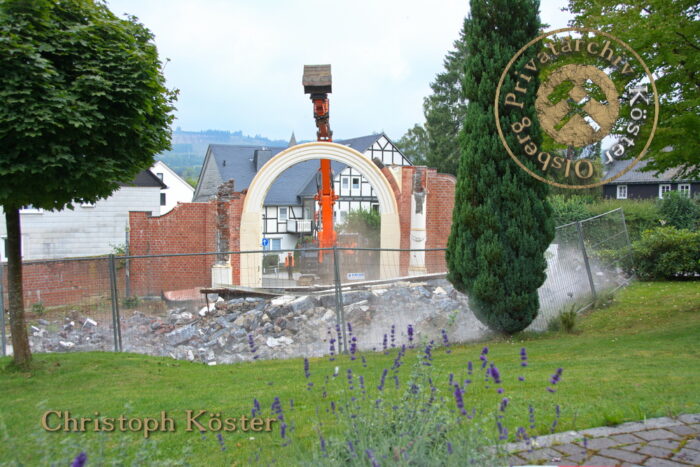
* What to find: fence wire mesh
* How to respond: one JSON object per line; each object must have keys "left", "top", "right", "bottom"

{"left": 1, "top": 208, "right": 631, "bottom": 359}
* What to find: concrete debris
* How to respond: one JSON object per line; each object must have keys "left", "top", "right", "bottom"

{"left": 27, "top": 278, "right": 490, "bottom": 364}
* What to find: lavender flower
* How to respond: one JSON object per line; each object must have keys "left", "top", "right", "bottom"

{"left": 480, "top": 346, "right": 489, "bottom": 368}
{"left": 497, "top": 420, "right": 508, "bottom": 440}
{"left": 447, "top": 442, "right": 453, "bottom": 455}
{"left": 453, "top": 385, "right": 467, "bottom": 415}
{"left": 467, "top": 360, "right": 473, "bottom": 375}
{"left": 329, "top": 338, "right": 336, "bottom": 361}
{"left": 394, "top": 374, "right": 400, "bottom": 389}
{"left": 490, "top": 364, "right": 502, "bottom": 384}
{"left": 347, "top": 368, "right": 354, "bottom": 390}
{"left": 330, "top": 401, "right": 336, "bottom": 413}
{"left": 441, "top": 329, "right": 451, "bottom": 353}
{"left": 390, "top": 324, "right": 396, "bottom": 347}
{"left": 347, "top": 440, "right": 356, "bottom": 456}
{"left": 528, "top": 404, "right": 536, "bottom": 429}
{"left": 382, "top": 334, "right": 388, "bottom": 353}
{"left": 335, "top": 323, "right": 342, "bottom": 348}
{"left": 350, "top": 336, "right": 357, "bottom": 360}
{"left": 347, "top": 322, "right": 353, "bottom": 337}
{"left": 551, "top": 404, "right": 561, "bottom": 433}
{"left": 448, "top": 373, "right": 454, "bottom": 386}
{"left": 422, "top": 342, "right": 433, "bottom": 366}
{"left": 547, "top": 368, "right": 564, "bottom": 392}
{"left": 520, "top": 347, "right": 528, "bottom": 367}
{"left": 499, "top": 397, "right": 510, "bottom": 412}
{"left": 407, "top": 324, "right": 414, "bottom": 346}
{"left": 359, "top": 375, "right": 365, "bottom": 391}
{"left": 518, "top": 376, "right": 525, "bottom": 382}
{"left": 217, "top": 432, "right": 226, "bottom": 451}
{"left": 304, "top": 358, "right": 311, "bottom": 378}
{"left": 320, "top": 434, "right": 327, "bottom": 454}
{"left": 366, "top": 449, "right": 380, "bottom": 467}
{"left": 252, "top": 398, "right": 261, "bottom": 417}
{"left": 280, "top": 422, "right": 287, "bottom": 439}
{"left": 361, "top": 355, "right": 367, "bottom": 368}
{"left": 247, "top": 333, "right": 258, "bottom": 359}
{"left": 378, "top": 369, "right": 388, "bottom": 391}
{"left": 71, "top": 452, "right": 87, "bottom": 467}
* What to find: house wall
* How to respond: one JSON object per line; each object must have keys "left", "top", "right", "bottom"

{"left": 604, "top": 182, "right": 700, "bottom": 199}
{"left": 0, "top": 187, "right": 160, "bottom": 261}
{"left": 151, "top": 161, "right": 195, "bottom": 214}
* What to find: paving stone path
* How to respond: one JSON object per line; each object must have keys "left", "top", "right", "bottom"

{"left": 506, "top": 413, "right": 700, "bottom": 466}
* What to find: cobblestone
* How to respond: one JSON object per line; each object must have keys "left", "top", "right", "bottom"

{"left": 508, "top": 413, "right": 700, "bottom": 466}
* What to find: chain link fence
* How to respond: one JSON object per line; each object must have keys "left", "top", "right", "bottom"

{"left": 1, "top": 208, "right": 631, "bottom": 359}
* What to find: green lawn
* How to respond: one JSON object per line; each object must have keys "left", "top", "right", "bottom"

{"left": 1, "top": 281, "right": 699, "bottom": 465}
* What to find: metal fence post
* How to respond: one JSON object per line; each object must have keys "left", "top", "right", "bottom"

{"left": 0, "top": 264, "right": 5, "bottom": 357}
{"left": 619, "top": 208, "right": 631, "bottom": 247}
{"left": 124, "top": 227, "right": 131, "bottom": 298}
{"left": 108, "top": 254, "right": 123, "bottom": 352}
{"left": 332, "top": 246, "right": 347, "bottom": 353}
{"left": 577, "top": 221, "right": 597, "bottom": 300}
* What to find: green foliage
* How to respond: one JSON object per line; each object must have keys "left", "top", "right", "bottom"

{"left": 0, "top": 0, "right": 177, "bottom": 210}
{"left": 549, "top": 195, "right": 592, "bottom": 226}
{"left": 657, "top": 191, "right": 700, "bottom": 230}
{"left": 122, "top": 296, "right": 140, "bottom": 309}
{"left": 263, "top": 254, "right": 280, "bottom": 269}
{"left": 567, "top": 0, "right": 700, "bottom": 179}
{"left": 447, "top": 0, "right": 555, "bottom": 334}
{"left": 619, "top": 227, "right": 700, "bottom": 280}
{"left": 30, "top": 303, "right": 45, "bottom": 315}
{"left": 396, "top": 123, "right": 429, "bottom": 165}
{"left": 584, "top": 199, "right": 660, "bottom": 241}
{"left": 338, "top": 209, "right": 380, "bottom": 247}
{"left": 422, "top": 18, "right": 469, "bottom": 175}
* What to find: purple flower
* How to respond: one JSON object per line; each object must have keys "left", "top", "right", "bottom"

{"left": 217, "top": 432, "right": 226, "bottom": 451}
{"left": 550, "top": 368, "right": 564, "bottom": 385}
{"left": 441, "top": 329, "right": 451, "bottom": 353}
{"left": 394, "top": 374, "right": 400, "bottom": 388}
{"left": 499, "top": 397, "right": 510, "bottom": 412}
{"left": 329, "top": 338, "right": 336, "bottom": 361}
{"left": 382, "top": 334, "right": 388, "bottom": 353}
{"left": 528, "top": 404, "right": 536, "bottom": 429}
{"left": 407, "top": 324, "right": 414, "bottom": 346}
{"left": 453, "top": 385, "right": 467, "bottom": 415}
{"left": 347, "top": 322, "right": 353, "bottom": 337}
{"left": 447, "top": 442, "right": 453, "bottom": 455}
{"left": 252, "top": 398, "right": 261, "bottom": 417}
{"left": 448, "top": 373, "right": 454, "bottom": 385}
{"left": 359, "top": 375, "right": 365, "bottom": 391}
{"left": 71, "top": 452, "right": 87, "bottom": 467}
{"left": 280, "top": 422, "right": 287, "bottom": 439}
{"left": 518, "top": 376, "right": 525, "bottom": 382}
{"left": 390, "top": 324, "right": 396, "bottom": 348}
{"left": 365, "top": 449, "right": 380, "bottom": 467}
{"left": 347, "top": 368, "right": 354, "bottom": 389}
{"left": 247, "top": 333, "right": 258, "bottom": 359}
{"left": 350, "top": 336, "right": 357, "bottom": 360}
{"left": 467, "top": 361, "right": 473, "bottom": 375}
{"left": 320, "top": 434, "right": 327, "bottom": 453}
{"left": 304, "top": 358, "right": 311, "bottom": 379}
{"left": 378, "top": 369, "right": 388, "bottom": 391}
{"left": 347, "top": 440, "right": 356, "bottom": 455}
{"left": 490, "top": 364, "right": 501, "bottom": 384}
{"left": 480, "top": 347, "right": 489, "bottom": 368}
{"left": 520, "top": 347, "right": 528, "bottom": 367}
{"left": 422, "top": 342, "right": 433, "bottom": 365}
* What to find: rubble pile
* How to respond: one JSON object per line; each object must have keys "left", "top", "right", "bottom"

{"left": 28, "top": 279, "right": 489, "bottom": 364}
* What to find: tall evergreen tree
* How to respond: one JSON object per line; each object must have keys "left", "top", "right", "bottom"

{"left": 396, "top": 123, "right": 429, "bottom": 165}
{"left": 446, "top": 0, "right": 554, "bottom": 334}
{"left": 423, "top": 18, "right": 469, "bottom": 175}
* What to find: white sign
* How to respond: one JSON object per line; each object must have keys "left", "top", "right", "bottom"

{"left": 346, "top": 272, "right": 365, "bottom": 281}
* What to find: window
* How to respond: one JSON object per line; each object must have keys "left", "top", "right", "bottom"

{"left": 352, "top": 177, "right": 360, "bottom": 190}
{"left": 271, "top": 238, "right": 281, "bottom": 251}
{"left": 616, "top": 185, "right": 627, "bottom": 199}
{"left": 659, "top": 184, "right": 672, "bottom": 199}
{"left": 679, "top": 184, "right": 691, "bottom": 197}
{"left": 279, "top": 207, "right": 288, "bottom": 221}
{"left": 341, "top": 177, "right": 349, "bottom": 190}
{"left": 160, "top": 193, "right": 166, "bottom": 206}
{"left": 156, "top": 172, "right": 164, "bottom": 181}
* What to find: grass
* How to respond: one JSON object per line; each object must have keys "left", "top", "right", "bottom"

{"left": 1, "top": 281, "right": 699, "bottom": 464}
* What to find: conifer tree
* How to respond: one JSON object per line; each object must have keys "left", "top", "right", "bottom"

{"left": 446, "top": 0, "right": 554, "bottom": 334}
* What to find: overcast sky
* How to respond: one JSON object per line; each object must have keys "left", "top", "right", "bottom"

{"left": 106, "top": 0, "right": 572, "bottom": 142}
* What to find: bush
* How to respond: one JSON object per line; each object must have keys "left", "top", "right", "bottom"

{"left": 583, "top": 199, "right": 659, "bottom": 241}
{"left": 658, "top": 191, "right": 700, "bottom": 230}
{"left": 548, "top": 195, "right": 591, "bottom": 226}
{"left": 263, "top": 254, "right": 280, "bottom": 269}
{"left": 620, "top": 227, "right": 700, "bottom": 280}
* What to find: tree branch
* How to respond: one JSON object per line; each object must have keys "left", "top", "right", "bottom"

{"left": 675, "top": 31, "right": 700, "bottom": 52}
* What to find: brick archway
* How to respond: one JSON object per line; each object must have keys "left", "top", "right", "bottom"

{"left": 239, "top": 142, "right": 401, "bottom": 286}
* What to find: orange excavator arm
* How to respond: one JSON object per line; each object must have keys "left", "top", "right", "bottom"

{"left": 303, "top": 65, "right": 337, "bottom": 260}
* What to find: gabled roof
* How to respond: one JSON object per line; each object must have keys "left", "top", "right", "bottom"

{"left": 198, "top": 133, "right": 387, "bottom": 205}
{"left": 151, "top": 160, "right": 194, "bottom": 193}
{"left": 604, "top": 159, "right": 698, "bottom": 185}
{"left": 120, "top": 169, "right": 167, "bottom": 189}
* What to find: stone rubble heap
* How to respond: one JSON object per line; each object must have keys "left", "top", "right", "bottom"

{"left": 28, "top": 279, "right": 490, "bottom": 364}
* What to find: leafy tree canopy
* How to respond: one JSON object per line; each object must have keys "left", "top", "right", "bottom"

{"left": 567, "top": 0, "right": 700, "bottom": 178}
{"left": 395, "top": 123, "right": 429, "bottom": 165}
{"left": 0, "top": 0, "right": 177, "bottom": 211}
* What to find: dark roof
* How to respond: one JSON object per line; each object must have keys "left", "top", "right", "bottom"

{"left": 204, "top": 134, "right": 384, "bottom": 205}
{"left": 604, "top": 159, "right": 698, "bottom": 184}
{"left": 120, "top": 169, "right": 167, "bottom": 189}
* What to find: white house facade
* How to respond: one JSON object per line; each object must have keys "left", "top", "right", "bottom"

{"left": 150, "top": 160, "right": 195, "bottom": 214}
{"left": 0, "top": 170, "right": 165, "bottom": 261}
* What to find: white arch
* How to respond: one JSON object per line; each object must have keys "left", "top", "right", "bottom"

{"left": 239, "top": 142, "right": 401, "bottom": 286}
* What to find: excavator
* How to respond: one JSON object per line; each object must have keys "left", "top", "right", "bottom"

{"left": 298, "top": 65, "right": 360, "bottom": 284}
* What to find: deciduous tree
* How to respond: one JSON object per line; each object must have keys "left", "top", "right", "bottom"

{"left": 0, "top": 0, "right": 176, "bottom": 369}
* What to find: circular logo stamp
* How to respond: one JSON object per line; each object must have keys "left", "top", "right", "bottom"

{"left": 495, "top": 27, "right": 659, "bottom": 189}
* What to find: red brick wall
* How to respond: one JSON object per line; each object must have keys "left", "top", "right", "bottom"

{"left": 128, "top": 202, "right": 218, "bottom": 296}
{"left": 1, "top": 257, "right": 116, "bottom": 308}
{"left": 426, "top": 171, "right": 456, "bottom": 273}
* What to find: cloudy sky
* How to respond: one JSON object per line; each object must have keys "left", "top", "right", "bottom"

{"left": 106, "top": 0, "right": 572, "bottom": 142}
